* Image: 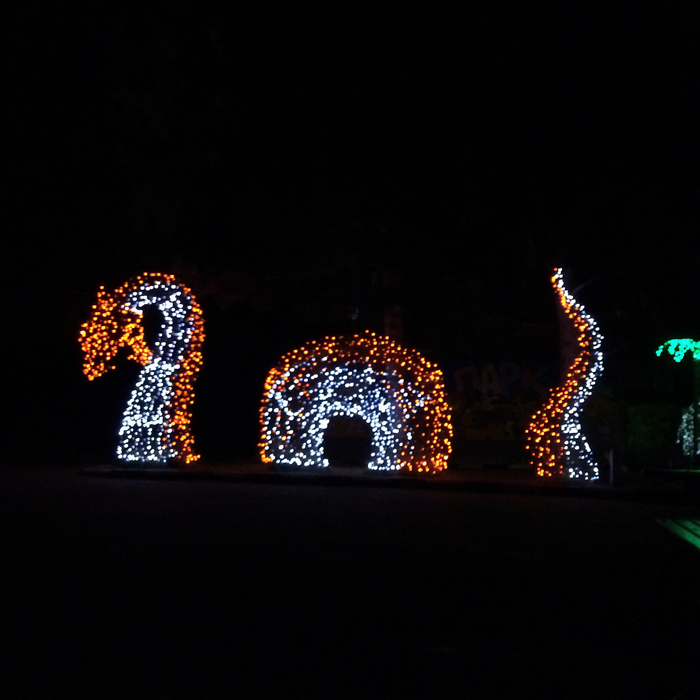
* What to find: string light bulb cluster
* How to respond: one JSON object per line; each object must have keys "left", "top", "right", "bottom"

{"left": 79, "top": 272, "right": 204, "bottom": 465}
{"left": 677, "top": 405, "right": 699, "bottom": 456}
{"left": 259, "top": 331, "right": 452, "bottom": 473}
{"left": 525, "top": 268, "right": 603, "bottom": 480}
{"left": 656, "top": 338, "right": 700, "bottom": 456}
{"left": 656, "top": 338, "right": 700, "bottom": 363}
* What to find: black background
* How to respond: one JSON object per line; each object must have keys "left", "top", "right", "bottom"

{"left": 4, "top": 2, "right": 699, "bottom": 463}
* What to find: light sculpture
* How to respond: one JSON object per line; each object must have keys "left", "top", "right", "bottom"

{"left": 259, "top": 332, "right": 452, "bottom": 473}
{"left": 677, "top": 405, "right": 699, "bottom": 456}
{"left": 656, "top": 338, "right": 700, "bottom": 457}
{"left": 656, "top": 339, "right": 700, "bottom": 364}
{"left": 79, "top": 272, "right": 204, "bottom": 465}
{"left": 525, "top": 268, "right": 603, "bottom": 480}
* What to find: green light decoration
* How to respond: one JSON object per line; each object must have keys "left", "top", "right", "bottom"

{"left": 660, "top": 518, "right": 700, "bottom": 552}
{"left": 656, "top": 338, "right": 700, "bottom": 363}
{"left": 657, "top": 338, "right": 700, "bottom": 457}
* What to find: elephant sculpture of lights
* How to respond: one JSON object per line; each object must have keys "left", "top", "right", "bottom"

{"left": 79, "top": 272, "right": 204, "bottom": 465}
{"left": 259, "top": 332, "right": 452, "bottom": 473}
{"left": 525, "top": 268, "right": 603, "bottom": 480}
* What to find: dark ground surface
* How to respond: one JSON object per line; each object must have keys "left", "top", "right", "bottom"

{"left": 2, "top": 465, "right": 700, "bottom": 699}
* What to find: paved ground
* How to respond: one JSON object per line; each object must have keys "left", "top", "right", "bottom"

{"left": 1, "top": 465, "right": 699, "bottom": 698}
{"left": 83, "top": 460, "right": 700, "bottom": 503}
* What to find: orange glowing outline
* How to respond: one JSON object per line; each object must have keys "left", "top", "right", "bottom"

{"left": 259, "top": 332, "right": 452, "bottom": 474}
{"left": 79, "top": 272, "right": 204, "bottom": 464}
{"left": 525, "top": 269, "right": 602, "bottom": 478}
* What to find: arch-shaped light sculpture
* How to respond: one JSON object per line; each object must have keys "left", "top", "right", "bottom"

{"left": 79, "top": 272, "right": 204, "bottom": 464}
{"left": 525, "top": 268, "right": 603, "bottom": 480}
{"left": 260, "top": 332, "right": 452, "bottom": 473}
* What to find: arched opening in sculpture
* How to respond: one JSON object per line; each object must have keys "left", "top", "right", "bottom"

{"left": 259, "top": 332, "right": 452, "bottom": 473}
{"left": 322, "top": 416, "right": 373, "bottom": 467}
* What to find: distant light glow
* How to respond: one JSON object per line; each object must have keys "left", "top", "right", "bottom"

{"left": 259, "top": 332, "right": 452, "bottom": 473}
{"left": 525, "top": 268, "right": 603, "bottom": 480}
{"left": 80, "top": 272, "right": 204, "bottom": 464}
{"left": 661, "top": 518, "right": 700, "bottom": 552}
{"left": 657, "top": 338, "right": 700, "bottom": 456}
{"left": 656, "top": 338, "right": 700, "bottom": 363}
{"left": 677, "top": 404, "right": 700, "bottom": 456}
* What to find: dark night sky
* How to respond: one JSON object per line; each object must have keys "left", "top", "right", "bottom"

{"left": 3, "top": 2, "right": 700, "bottom": 462}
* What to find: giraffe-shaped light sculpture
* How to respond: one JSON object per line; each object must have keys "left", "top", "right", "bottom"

{"left": 525, "top": 268, "right": 603, "bottom": 480}
{"left": 80, "top": 272, "right": 204, "bottom": 464}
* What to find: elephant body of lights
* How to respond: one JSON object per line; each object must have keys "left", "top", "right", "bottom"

{"left": 260, "top": 332, "right": 452, "bottom": 474}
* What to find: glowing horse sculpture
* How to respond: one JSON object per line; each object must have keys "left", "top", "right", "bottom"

{"left": 525, "top": 268, "right": 603, "bottom": 480}
{"left": 80, "top": 272, "right": 204, "bottom": 464}
{"left": 260, "top": 332, "right": 452, "bottom": 473}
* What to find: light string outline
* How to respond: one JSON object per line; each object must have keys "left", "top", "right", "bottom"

{"left": 79, "top": 272, "right": 204, "bottom": 465}
{"left": 259, "top": 331, "right": 452, "bottom": 474}
{"left": 657, "top": 338, "right": 700, "bottom": 457}
{"left": 525, "top": 268, "right": 603, "bottom": 480}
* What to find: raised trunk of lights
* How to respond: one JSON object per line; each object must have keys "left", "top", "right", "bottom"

{"left": 525, "top": 268, "right": 603, "bottom": 480}
{"left": 79, "top": 272, "right": 204, "bottom": 465}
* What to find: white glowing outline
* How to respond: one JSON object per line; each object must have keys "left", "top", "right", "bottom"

{"left": 526, "top": 269, "right": 603, "bottom": 480}
{"left": 553, "top": 269, "right": 603, "bottom": 480}
{"left": 117, "top": 281, "right": 197, "bottom": 463}
{"left": 260, "top": 338, "right": 451, "bottom": 472}
{"left": 678, "top": 404, "right": 700, "bottom": 456}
